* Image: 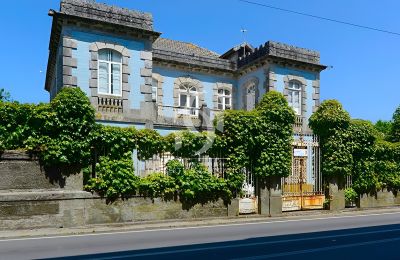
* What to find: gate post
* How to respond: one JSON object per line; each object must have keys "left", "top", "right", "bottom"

{"left": 258, "top": 176, "right": 282, "bottom": 217}
{"left": 328, "top": 175, "right": 345, "bottom": 211}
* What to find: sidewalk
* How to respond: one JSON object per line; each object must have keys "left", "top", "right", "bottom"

{"left": 1, "top": 206, "right": 400, "bottom": 240}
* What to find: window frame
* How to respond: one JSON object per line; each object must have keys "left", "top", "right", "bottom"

{"left": 288, "top": 80, "right": 302, "bottom": 115}
{"left": 178, "top": 83, "right": 199, "bottom": 115}
{"left": 152, "top": 78, "right": 158, "bottom": 102}
{"left": 246, "top": 84, "right": 256, "bottom": 111}
{"left": 97, "top": 49, "right": 123, "bottom": 97}
{"left": 217, "top": 88, "right": 232, "bottom": 110}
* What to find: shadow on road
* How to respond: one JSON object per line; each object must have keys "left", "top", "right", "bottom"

{"left": 42, "top": 224, "right": 400, "bottom": 260}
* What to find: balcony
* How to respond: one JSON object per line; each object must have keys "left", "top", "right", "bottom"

{"left": 97, "top": 96, "right": 123, "bottom": 113}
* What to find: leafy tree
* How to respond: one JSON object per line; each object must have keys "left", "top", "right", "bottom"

{"left": 374, "top": 120, "right": 392, "bottom": 140}
{"left": 309, "top": 99, "right": 350, "bottom": 139}
{"left": 309, "top": 100, "right": 352, "bottom": 178}
{"left": 390, "top": 106, "right": 400, "bottom": 142}
{"left": 215, "top": 91, "right": 295, "bottom": 180}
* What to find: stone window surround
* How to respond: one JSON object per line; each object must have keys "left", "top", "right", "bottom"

{"left": 89, "top": 42, "right": 131, "bottom": 112}
{"left": 173, "top": 76, "right": 205, "bottom": 114}
{"left": 283, "top": 75, "right": 307, "bottom": 117}
{"left": 213, "top": 83, "right": 233, "bottom": 111}
{"left": 242, "top": 77, "right": 260, "bottom": 110}
{"left": 152, "top": 73, "right": 164, "bottom": 105}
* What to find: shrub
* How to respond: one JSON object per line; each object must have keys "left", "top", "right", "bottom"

{"left": 85, "top": 154, "right": 138, "bottom": 201}
{"left": 137, "top": 173, "right": 177, "bottom": 200}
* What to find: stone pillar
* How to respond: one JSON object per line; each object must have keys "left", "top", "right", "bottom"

{"left": 328, "top": 176, "right": 345, "bottom": 211}
{"left": 258, "top": 176, "right": 282, "bottom": 217}
{"left": 199, "top": 104, "right": 211, "bottom": 131}
{"left": 227, "top": 198, "right": 239, "bottom": 217}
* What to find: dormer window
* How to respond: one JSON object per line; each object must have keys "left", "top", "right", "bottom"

{"left": 98, "top": 49, "right": 122, "bottom": 96}
{"left": 288, "top": 80, "right": 302, "bottom": 115}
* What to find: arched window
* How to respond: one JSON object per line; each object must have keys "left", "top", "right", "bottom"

{"left": 152, "top": 78, "right": 158, "bottom": 102}
{"left": 246, "top": 84, "right": 256, "bottom": 111}
{"left": 98, "top": 49, "right": 122, "bottom": 96}
{"left": 179, "top": 83, "right": 198, "bottom": 115}
{"left": 217, "top": 88, "right": 231, "bottom": 110}
{"left": 288, "top": 80, "right": 302, "bottom": 115}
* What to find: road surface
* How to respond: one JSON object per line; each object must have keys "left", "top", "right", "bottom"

{"left": 1, "top": 212, "right": 400, "bottom": 259}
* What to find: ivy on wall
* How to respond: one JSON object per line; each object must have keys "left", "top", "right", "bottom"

{"left": 215, "top": 91, "right": 295, "bottom": 180}
{"left": 310, "top": 100, "right": 400, "bottom": 195}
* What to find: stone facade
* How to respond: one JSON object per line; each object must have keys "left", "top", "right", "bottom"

{"left": 45, "top": 0, "right": 327, "bottom": 134}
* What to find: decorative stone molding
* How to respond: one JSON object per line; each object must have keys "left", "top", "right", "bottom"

{"left": 267, "top": 69, "right": 276, "bottom": 91}
{"left": 283, "top": 75, "right": 307, "bottom": 116}
{"left": 173, "top": 76, "right": 205, "bottom": 108}
{"left": 312, "top": 75, "right": 320, "bottom": 113}
{"left": 152, "top": 73, "right": 164, "bottom": 116}
{"left": 212, "top": 83, "right": 233, "bottom": 110}
{"left": 89, "top": 42, "right": 131, "bottom": 113}
{"left": 242, "top": 77, "right": 260, "bottom": 110}
{"left": 62, "top": 37, "right": 77, "bottom": 87}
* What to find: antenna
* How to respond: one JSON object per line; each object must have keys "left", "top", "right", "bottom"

{"left": 240, "top": 28, "right": 248, "bottom": 57}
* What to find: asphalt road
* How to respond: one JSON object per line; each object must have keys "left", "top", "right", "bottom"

{"left": 1, "top": 212, "right": 400, "bottom": 260}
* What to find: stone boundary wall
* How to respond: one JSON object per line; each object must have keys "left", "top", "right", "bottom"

{"left": 358, "top": 189, "right": 400, "bottom": 209}
{"left": 0, "top": 151, "right": 235, "bottom": 230}
{"left": 0, "top": 191, "right": 233, "bottom": 230}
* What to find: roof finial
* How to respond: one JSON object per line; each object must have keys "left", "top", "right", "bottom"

{"left": 241, "top": 28, "right": 248, "bottom": 57}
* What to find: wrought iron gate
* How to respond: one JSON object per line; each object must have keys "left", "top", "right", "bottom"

{"left": 239, "top": 168, "right": 258, "bottom": 214}
{"left": 282, "top": 134, "right": 324, "bottom": 211}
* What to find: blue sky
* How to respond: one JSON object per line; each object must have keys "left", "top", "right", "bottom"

{"left": 1, "top": 0, "right": 399, "bottom": 122}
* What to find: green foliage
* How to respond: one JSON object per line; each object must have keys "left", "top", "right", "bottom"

{"left": 89, "top": 125, "right": 136, "bottom": 160}
{"left": 27, "top": 87, "right": 96, "bottom": 168}
{"left": 215, "top": 91, "right": 295, "bottom": 180}
{"left": 309, "top": 100, "right": 350, "bottom": 139}
{"left": 173, "top": 161, "right": 232, "bottom": 207}
{"left": 344, "top": 187, "right": 358, "bottom": 204}
{"left": 137, "top": 173, "right": 177, "bottom": 200}
{"left": 86, "top": 158, "right": 236, "bottom": 206}
{"left": 165, "top": 131, "right": 211, "bottom": 158}
{"left": 85, "top": 154, "right": 139, "bottom": 200}
{"left": 309, "top": 100, "right": 353, "bottom": 177}
{"left": 310, "top": 100, "right": 400, "bottom": 195}
{"left": 320, "top": 129, "right": 353, "bottom": 177}
{"left": 374, "top": 120, "right": 392, "bottom": 141}
{"left": 135, "top": 129, "right": 165, "bottom": 160}
{"left": 390, "top": 106, "right": 400, "bottom": 142}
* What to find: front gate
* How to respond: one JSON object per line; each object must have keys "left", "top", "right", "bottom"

{"left": 282, "top": 134, "right": 324, "bottom": 211}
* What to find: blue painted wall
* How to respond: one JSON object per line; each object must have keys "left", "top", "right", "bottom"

{"left": 237, "top": 67, "right": 266, "bottom": 110}
{"left": 153, "top": 66, "right": 236, "bottom": 111}
{"left": 62, "top": 26, "right": 146, "bottom": 110}
{"left": 273, "top": 65, "right": 318, "bottom": 122}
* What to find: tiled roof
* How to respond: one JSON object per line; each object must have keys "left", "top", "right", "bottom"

{"left": 153, "top": 38, "right": 221, "bottom": 59}
{"left": 153, "top": 38, "right": 236, "bottom": 71}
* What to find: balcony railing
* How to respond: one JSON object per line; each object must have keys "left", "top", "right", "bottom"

{"left": 294, "top": 115, "right": 304, "bottom": 129}
{"left": 97, "top": 97, "right": 123, "bottom": 113}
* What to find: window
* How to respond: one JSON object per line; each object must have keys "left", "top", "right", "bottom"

{"left": 288, "top": 81, "right": 302, "bottom": 115}
{"left": 217, "top": 88, "right": 231, "bottom": 110}
{"left": 98, "top": 49, "right": 122, "bottom": 96}
{"left": 152, "top": 78, "right": 158, "bottom": 102}
{"left": 179, "top": 83, "right": 198, "bottom": 115}
{"left": 246, "top": 84, "right": 256, "bottom": 110}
